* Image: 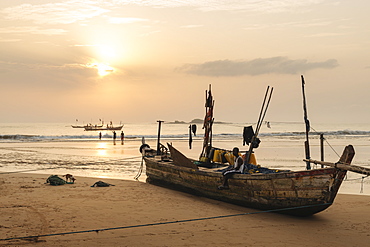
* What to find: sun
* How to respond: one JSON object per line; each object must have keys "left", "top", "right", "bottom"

{"left": 85, "top": 62, "right": 115, "bottom": 76}
{"left": 98, "top": 45, "right": 116, "bottom": 60}
{"left": 96, "top": 63, "right": 114, "bottom": 76}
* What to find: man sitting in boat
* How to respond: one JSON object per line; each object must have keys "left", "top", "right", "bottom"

{"left": 218, "top": 147, "right": 244, "bottom": 190}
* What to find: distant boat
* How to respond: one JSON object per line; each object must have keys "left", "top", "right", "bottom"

{"left": 84, "top": 122, "right": 123, "bottom": 131}
{"left": 71, "top": 125, "right": 86, "bottom": 128}
{"left": 71, "top": 119, "right": 103, "bottom": 129}
{"left": 71, "top": 123, "right": 103, "bottom": 129}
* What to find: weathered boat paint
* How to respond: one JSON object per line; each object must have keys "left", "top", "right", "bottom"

{"left": 144, "top": 144, "right": 354, "bottom": 216}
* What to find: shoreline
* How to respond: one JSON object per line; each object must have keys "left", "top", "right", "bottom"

{"left": 1, "top": 138, "right": 369, "bottom": 196}
{"left": 1, "top": 173, "right": 369, "bottom": 246}
{"left": 1, "top": 169, "right": 369, "bottom": 196}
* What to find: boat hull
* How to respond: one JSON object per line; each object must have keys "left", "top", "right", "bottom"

{"left": 144, "top": 154, "right": 349, "bottom": 216}
{"left": 84, "top": 125, "right": 123, "bottom": 131}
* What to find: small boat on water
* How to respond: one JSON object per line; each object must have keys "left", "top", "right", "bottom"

{"left": 71, "top": 125, "right": 86, "bottom": 128}
{"left": 143, "top": 82, "right": 369, "bottom": 216}
{"left": 71, "top": 119, "right": 103, "bottom": 129}
{"left": 84, "top": 124, "right": 123, "bottom": 131}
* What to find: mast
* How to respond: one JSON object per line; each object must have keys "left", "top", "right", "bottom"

{"left": 156, "top": 120, "right": 163, "bottom": 155}
{"left": 301, "top": 75, "right": 311, "bottom": 170}
{"left": 200, "top": 84, "right": 214, "bottom": 160}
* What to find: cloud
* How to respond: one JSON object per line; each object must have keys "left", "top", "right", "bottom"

{"left": 180, "top": 25, "right": 203, "bottom": 28}
{"left": 0, "top": 38, "right": 22, "bottom": 43}
{"left": 2, "top": 0, "right": 110, "bottom": 24}
{"left": 0, "top": 60, "right": 98, "bottom": 89}
{"left": 113, "top": 0, "right": 324, "bottom": 13}
{"left": 177, "top": 57, "right": 339, "bottom": 76}
{"left": 243, "top": 19, "right": 334, "bottom": 30}
{"left": 305, "top": 32, "right": 346, "bottom": 38}
{"left": 0, "top": 26, "right": 67, "bottom": 35}
{"left": 1, "top": 0, "right": 324, "bottom": 26}
{"left": 108, "top": 17, "right": 148, "bottom": 24}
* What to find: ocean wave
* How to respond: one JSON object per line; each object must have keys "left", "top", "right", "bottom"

{"left": 1, "top": 128, "right": 370, "bottom": 142}
{"left": 0, "top": 135, "right": 39, "bottom": 140}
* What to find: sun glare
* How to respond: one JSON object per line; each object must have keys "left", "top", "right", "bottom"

{"left": 97, "top": 63, "right": 114, "bottom": 76}
{"left": 97, "top": 142, "right": 107, "bottom": 156}
{"left": 85, "top": 62, "right": 115, "bottom": 76}
{"left": 99, "top": 45, "right": 116, "bottom": 59}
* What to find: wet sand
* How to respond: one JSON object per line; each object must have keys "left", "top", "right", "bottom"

{"left": 0, "top": 173, "right": 369, "bottom": 247}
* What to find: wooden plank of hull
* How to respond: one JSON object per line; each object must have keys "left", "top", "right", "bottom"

{"left": 145, "top": 158, "right": 342, "bottom": 216}
{"left": 144, "top": 144, "right": 354, "bottom": 216}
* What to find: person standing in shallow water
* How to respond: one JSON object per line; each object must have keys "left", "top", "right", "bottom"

{"left": 113, "top": 131, "right": 116, "bottom": 145}
{"left": 218, "top": 147, "right": 244, "bottom": 190}
{"left": 121, "top": 131, "right": 124, "bottom": 145}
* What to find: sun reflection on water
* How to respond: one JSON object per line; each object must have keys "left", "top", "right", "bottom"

{"left": 97, "top": 143, "right": 107, "bottom": 156}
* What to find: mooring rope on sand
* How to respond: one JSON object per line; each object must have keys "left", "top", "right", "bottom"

{"left": 0, "top": 167, "right": 59, "bottom": 175}
{"left": 0, "top": 203, "right": 331, "bottom": 242}
{"left": 0, "top": 155, "right": 143, "bottom": 175}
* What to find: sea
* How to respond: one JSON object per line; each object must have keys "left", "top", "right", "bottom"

{"left": 0, "top": 121, "right": 369, "bottom": 195}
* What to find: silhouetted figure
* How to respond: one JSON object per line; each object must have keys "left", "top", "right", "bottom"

{"left": 218, "top": 147, "right": 244, "bottom": 190}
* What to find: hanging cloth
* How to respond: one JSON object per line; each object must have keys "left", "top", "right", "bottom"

{"left": 189, "top": 124, "right": 193, "bottom": 149}
{"left": 191, "top": 124, "right": 197, "bottom": 136}
{"left": 243, "top": 126, "right": 255, "bottom": 146}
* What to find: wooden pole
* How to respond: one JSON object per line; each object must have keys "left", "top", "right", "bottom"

{"left": 301, "top": 75, "right": 311, "bottom": 170}
{"left": 244, "top": 86, "right": 273, "bottom": 169}
{"left": 200, "top": 85, "right": 214, "bottom": 160}
{"left": 156, "top": 120, "right": 163, "bottom": 155}
{"left": 304, "top": 158, "right": 370, "bottom": 176}
{"left": 255, "top": 86, "right": 270, "bottom": 134}
{"left": 304, "top": 145, "right": 370, "bottom": 176}
{"left": 320, "top": 133, "right": 324, "bottom": 168}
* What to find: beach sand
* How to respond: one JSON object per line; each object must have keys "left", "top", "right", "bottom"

{"left": 1, "top": 173, "right": 369, "bottom": 247}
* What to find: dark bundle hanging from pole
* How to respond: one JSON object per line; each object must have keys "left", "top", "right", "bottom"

{"left": 191, "top": 124, "right": 197, "bottom": 136}
{"left": 243, "top": 126, "right": 254, "bottom": 146}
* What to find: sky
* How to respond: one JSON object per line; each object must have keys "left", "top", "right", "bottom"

{"left": 1, "top": 0, "right": 370, "bottom": 124}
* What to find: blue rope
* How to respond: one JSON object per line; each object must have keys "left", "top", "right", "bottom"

{"left": 0, "top": 203, "right": 331, "bottom": 242}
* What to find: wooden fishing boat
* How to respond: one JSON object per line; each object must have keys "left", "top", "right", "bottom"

{"left": 143, "top": 83, "right": 368, "bottom": 216}
{"left": 71, "top": 122, "right": 103, "bottom": 129}
{"left": 144, "top": 144, "right": 354, "bottom": 216}
{"left": 84, "top": 122, "right": 123, "bottom": 131}
{"left": 84, "top": 125, "right": 123, "bottom": 131}
{"left": 71, "top": 125, "right": 86, "bottom": 128}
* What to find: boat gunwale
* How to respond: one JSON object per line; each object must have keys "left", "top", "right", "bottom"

{"left": 143, "top": 156, "right": 338, "bottom": 180}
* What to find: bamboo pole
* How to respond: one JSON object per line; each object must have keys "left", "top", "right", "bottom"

{"left": 244, "top": 86, "right": 273, "bottom": 169}
{"left": 303, "top": 159, "right": 370, "bottom": 176}
{"left": 156, "top": 120, "right": 163, "bottom": 155}
{"left": 320, "top": 133, "right": 324, "bottom": 168}
{"left": 301, "top": 75, "right": 311, "bottom": 170}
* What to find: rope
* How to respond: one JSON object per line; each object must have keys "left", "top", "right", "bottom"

{"left": 0, "top": 155, "right": 143, "bottom": 175}
{"left": 0, "top": 203, "right": 331, "bottom": 242}
{"left": 309, "top": 126, "right": 340, "bottom": 158}
{"left": 360, "top": 175, "right": 369, "bottom": 193}
{"left": 80, "top": 155, "right": 142, "bottom": 166}
{"left": 134, "top": 156, "right": 144, "bottom": 180}
{"left": 0, "top": 167, "right": 59, "bottom": 175}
